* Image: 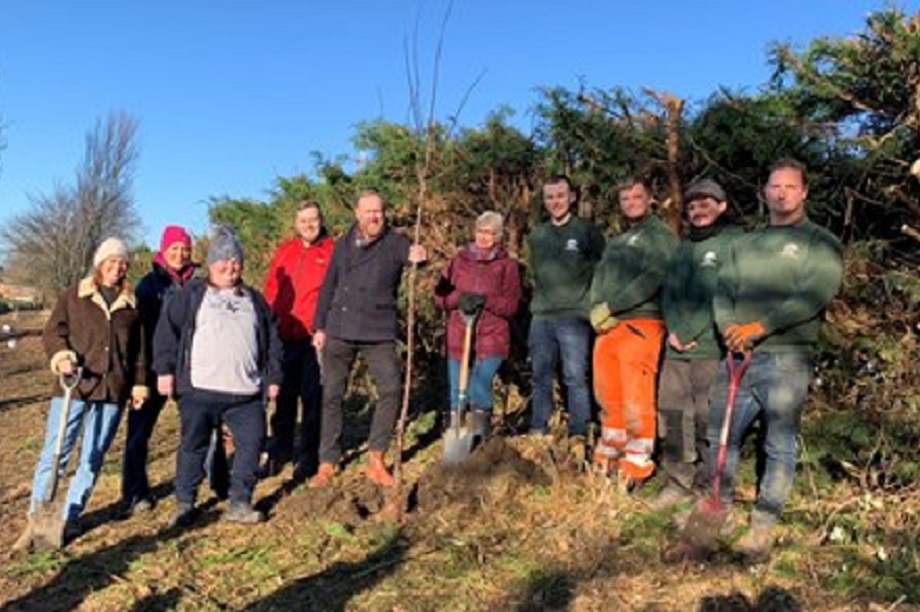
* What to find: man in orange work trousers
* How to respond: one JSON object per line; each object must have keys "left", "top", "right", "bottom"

{"left": 589, "top": 177, "right": 678, "bottom": 488}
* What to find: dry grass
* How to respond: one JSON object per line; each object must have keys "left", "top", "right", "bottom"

{"left": 0, "top": 309, "right": 917, "bottom": 611}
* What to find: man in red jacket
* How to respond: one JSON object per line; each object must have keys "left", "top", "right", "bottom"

{"left": 262, "top": 201, "right": 334, "bottom": 478}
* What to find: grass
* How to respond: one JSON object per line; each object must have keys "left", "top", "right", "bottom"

{"left": 4, "top": 550, "right": 67, "bottom": 578}
{"left": 2, "top": 311, "right": 919, "bottom": 610}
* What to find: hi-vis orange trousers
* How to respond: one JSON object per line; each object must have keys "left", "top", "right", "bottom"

{"left": 592, "top": 319, "right": 665, "bottom": 481}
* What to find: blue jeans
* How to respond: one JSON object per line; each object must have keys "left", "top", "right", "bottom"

{"left": 528, "top": 318, "right": 592, "bottom": 436}
{"left": 447, "top": 356, "right": 503, "bottom": 411}
{"left": 30, "top": 397, "right": 123, "bottom": 521}
{"left": 707, "top": 351, "right": 811, "bottom": 523}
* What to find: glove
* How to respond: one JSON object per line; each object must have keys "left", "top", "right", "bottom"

{"left": 590, "top": 302, "right": 618, "bottom": 333}
{"left": 723, "top": 321, "right": 765, "bottom": 352}
{"left": 457, "top": 293, "right": 486, "bottom": 316}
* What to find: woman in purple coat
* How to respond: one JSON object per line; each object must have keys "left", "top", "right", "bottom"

{"left": 434, "top": 211, "right": 522, "bottom": 439}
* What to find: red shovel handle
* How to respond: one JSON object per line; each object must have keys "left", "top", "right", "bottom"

{"left": 711, "top": 351, "right": 753, "bottom": 504}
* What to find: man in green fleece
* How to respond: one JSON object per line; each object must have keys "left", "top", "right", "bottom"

{"left": 527, "top": 175, "right": 605, "bottom": 444}
{"left": 650, "top": 178, "right": 741, "bottom": 511}
{"left": 708, "top": 159, "right": 843, "bottom": 561}
{"left": 589, "top": 177, "right": 678, "bottom": 486}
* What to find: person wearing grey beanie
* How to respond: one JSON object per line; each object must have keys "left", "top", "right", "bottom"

{"left": 206, "top": 225, "right": 245, "bottom": 267}
{"left": 154, "top": 224, "right": 282, "bottom": 527}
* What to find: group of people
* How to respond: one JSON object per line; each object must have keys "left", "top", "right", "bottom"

{"left": 13, "top": 159, "right": 842, "bottom": 563}
{"left": 526, "top": 160, "right": 842, "bottom": 561}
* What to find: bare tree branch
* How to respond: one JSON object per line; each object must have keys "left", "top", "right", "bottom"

{"left": 0, "top": 112, "right": 141, "bottom": 294}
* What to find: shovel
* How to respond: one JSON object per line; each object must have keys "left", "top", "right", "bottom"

{"left": 443, "top": 311, "right": 477, "bottom": 465}
{"left": 674, "top": 351, "right": 752, "bottom": 559}
{"left": 32, "top": 368, "right": 83, "bottom": 549}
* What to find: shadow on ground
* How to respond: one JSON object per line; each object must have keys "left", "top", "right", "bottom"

{"left": 242, "top": 529, "right": 408, "bottom": 611}
{"left": 1, "top": 507, "right": 221, "bottom": 612}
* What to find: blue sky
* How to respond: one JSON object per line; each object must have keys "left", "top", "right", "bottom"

{"left": 0, "top": 1, "right": 912, "bottom": 249}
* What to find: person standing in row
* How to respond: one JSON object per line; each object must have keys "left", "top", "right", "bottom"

{"left": 589, "top": 177, "right": 678, "bottom": 488}
{"left": 310, "top": 190, "right": 427, "bottom": 488}
{"left": 709, "top": 159, "right": 843, "bottom": 561}
{"left": 121, "top": 225, "right": 196, "bottom": 516}
{"left": 651, "top": 180, "right": 740, "bottom": 511}
{"left": 14, "top": 238, "right": 147, "bottom": 550}
{"left": 434, "top": 211, "right": 522, "bottom": 440}
{"left": 262, "top": 201, "right": 334, "bottom": 478}
{"left": 527, "top": 175, "right": 604, "bottom": 448}
{"left": 154, "top": 226, "right": 282, "bottom": 526}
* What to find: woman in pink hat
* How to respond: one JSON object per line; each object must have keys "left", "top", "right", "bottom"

{"left": 120, "top": 225, "right": 196, "bottom": 516}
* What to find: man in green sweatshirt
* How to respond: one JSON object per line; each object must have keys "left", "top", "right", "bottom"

{"left": 589, "top": 177, "right": 678, "bottom": 487}
{"left": 709, "top": 159, "right": 843, "bottom": 561}
{"left": 527, "top": 175, "right": 605, "bottom": 443}
{"left": 651, "top": 179, "right": 741, "bottom": 511}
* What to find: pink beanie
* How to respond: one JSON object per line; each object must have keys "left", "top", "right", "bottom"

{"left": 159, "top": 225, "right": 192, "bottom": 253}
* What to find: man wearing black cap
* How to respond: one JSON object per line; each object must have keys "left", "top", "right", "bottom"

{"left": 650, "top": 179, "right": 741, "bottom": 513}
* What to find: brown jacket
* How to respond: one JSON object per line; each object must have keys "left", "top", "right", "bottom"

{"left": 43, "top": 276, "right": 147, "bottom": 404}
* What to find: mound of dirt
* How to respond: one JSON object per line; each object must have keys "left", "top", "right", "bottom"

{"left": 414, "top": 437, "right": 551, "bottom": 515}
{"left": 284, "top": 479, "right": 387, "bottom": 527}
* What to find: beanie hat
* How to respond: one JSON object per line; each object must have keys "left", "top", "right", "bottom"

{"left": 206, "top": 225, "right": 244, "bottom": 266}
{"left": 159, "top": 225, "right": 192, "bottom": 254}
{"left": 93, "top": 237, "right": 129, "bottom": 269}
{"left": 685, "top": 178, "right": 727, "bottom": 204}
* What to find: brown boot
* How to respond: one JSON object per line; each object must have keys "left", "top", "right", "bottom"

{"left": 308, "top": 462, "right": 338, "bottom": 489}
{"left": 11, "top": 519, "right": 34, "bottom": 553}
{"left": 736, "top": 515, "right": 776, "bottom": 563}
{"left": 366, "top": 451, "right": 395, "bottom": 487}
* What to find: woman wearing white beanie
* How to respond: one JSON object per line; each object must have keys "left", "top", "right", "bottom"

{"left": 13, "top": 237, "right": 148, "bottom": 551}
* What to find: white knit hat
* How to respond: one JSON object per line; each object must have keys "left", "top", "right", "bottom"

{"left": 93, "top": 237, "right": 129, "bottom": 268}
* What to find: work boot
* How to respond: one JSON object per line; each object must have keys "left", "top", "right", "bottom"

{"left": 471, "top": 410, "right": 491, "bottom": 443}
{"left": 223, "top": 502, "right": 264, "bottom": 525}
{"left": 11, "top": 519, "right": 34, "bottom": 553}
{"left": 120, "top": 496, "right": 155, "bottom": 519}
{"left": 567, "top": 435, "right": 588, "bottom": 470}
{"left": 308, "top": 462, "right": 338, "bottom": 489}
{"left": 169, "top": 501, "right": 195, "bottom": 528}
{"left": 592, "top": 451, "right": 618, "bottom": 477}
{"left": 647, "top": 483, "right": 693, "bottom": 513}
{"left": 366, "top": 451, "right": 396, "bottom": 487}
{"left": 736, "top": 513, "right": 777, "bottom": 563}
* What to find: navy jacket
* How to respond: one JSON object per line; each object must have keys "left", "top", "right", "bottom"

{"left": 152, "top": 278, "right": 283, "bottom": 397}
{"left": 136, "top": 261, "right": 196, "bottom": 386}
{"left": 314, "top": 225, "right": 412, "bottom": 342}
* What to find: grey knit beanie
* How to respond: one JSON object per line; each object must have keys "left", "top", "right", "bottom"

{"left": 206, "top": 225, "right": 244, "bottom": 266}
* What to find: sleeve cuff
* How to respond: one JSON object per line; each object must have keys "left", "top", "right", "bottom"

{"left": 49, "top": 350, "right": 77, "bottom": 373}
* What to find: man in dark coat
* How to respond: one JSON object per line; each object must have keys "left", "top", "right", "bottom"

{"left": 310, "top": 190, "right": 427, "bottom": 487}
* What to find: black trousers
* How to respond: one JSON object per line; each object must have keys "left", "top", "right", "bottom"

{"left": 318, "top": 337, "right": 401, "bottom": 464}
{"left": 122, "top": 393, "right": 166, "bottom": 504}
{"left": 270, "top": 338, "right": 322, "bottom": 471}
{"left": 175, "top": 390, "right": 265, "bottom": 506}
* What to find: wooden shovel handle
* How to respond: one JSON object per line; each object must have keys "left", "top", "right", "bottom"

{"left": 457, "top": 317, "right": 475, "bottom": 395}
